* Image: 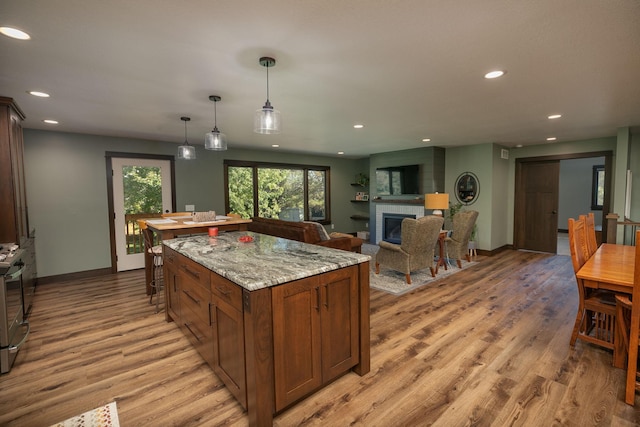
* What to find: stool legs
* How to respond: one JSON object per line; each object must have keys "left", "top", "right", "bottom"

{"left": 150, "top": 255, "right": 163, "bottom": 313}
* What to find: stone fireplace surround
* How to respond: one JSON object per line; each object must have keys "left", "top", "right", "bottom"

{"left": 375, "top": 203, "right": 425, "bottom": 244}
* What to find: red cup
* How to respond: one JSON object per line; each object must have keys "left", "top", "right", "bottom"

{"left": 208, "top": 227, "right": 219, "bottom": 237}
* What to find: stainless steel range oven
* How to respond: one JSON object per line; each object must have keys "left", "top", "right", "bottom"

{"left": 0, "top": 245, "right": 30, "bottom": 374}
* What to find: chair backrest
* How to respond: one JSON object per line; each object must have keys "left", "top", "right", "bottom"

{"left": 450, "top": 210, "right": 479, "bottom": 244}
{"left": 400, "top": 215, "right": 444, "bottom": 254}
{"left": 568, "top": 217, "right": 590, "bottom": 274}
{"left": 580, "top": 212, "right": 598, "bottom": 257}
{"left": 624, "top": 230, "right": 640, "bottom": 404}
{"left": 136, "top": 219, "right": 156, "bottom": 250}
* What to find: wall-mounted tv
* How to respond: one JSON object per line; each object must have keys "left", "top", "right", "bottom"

{"left": 375, "top": 164, "right": 421, "bottom": 196}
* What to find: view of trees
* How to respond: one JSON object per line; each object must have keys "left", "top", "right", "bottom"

{"left": 122, "top": 166, "right": 162, "bottom": 214}
{"left": 227, "top": 165, "right": 327, "bottom": 221}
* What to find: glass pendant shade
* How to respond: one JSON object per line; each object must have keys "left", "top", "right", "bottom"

{"left": 254, "top": 57, "right": 281, "bottom": 134}
{"left": 254, "top": 101, "right": 281, "bottom": 134}
{"left": 177, "top": 144, "right": 196, "bottom": 160}
{"left": 177, "top": 116, "right": 196, "bottom": 160}
{"left": 204, "top": 127, "right": 227, "bottom": 151}
{"left": 205, "top": 95, "right": 227, "bottom": 151}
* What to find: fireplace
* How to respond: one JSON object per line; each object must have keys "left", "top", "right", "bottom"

{"left": 382, "top": 213, "right": 416, "bottom": 244}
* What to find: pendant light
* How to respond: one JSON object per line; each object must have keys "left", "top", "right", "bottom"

{"left": 177, "top": 116, "right": 196, "bottom": 160}
{"left": 205, "top": 95, "right": 227, "bottom": 151}
{"left": 254, "top": 56, "right": 281, "bottom": 134}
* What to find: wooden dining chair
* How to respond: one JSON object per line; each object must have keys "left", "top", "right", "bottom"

{"left": 614, "top": 230, "right": 640, "bottom": 405}
{"left": 579, "top": 212, "right": 598, "bottom": 257}
{"left": 568, "top": 217, "right": 616, "bottom": 349}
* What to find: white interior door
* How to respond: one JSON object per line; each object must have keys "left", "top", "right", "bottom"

{"left": 112, "top": 158, "right": 172, "bottom": 271}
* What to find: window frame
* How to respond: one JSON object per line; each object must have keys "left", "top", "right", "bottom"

{"left": 224, "top": 159, "right": 331, "bottom": 223}
{"left": 591, "top": 164, "right": 605, "bottom": 210}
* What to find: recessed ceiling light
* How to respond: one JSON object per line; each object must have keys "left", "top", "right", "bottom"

{"left": 353, "top": 124, "right": 364, "bottom": 129}
{"left": 0, "top": 26, "right": 31, "bottom": 40}
{"left": 516, "top": 144, "right": 523, "bottom": 148}
{"left": 546, "top": 137, "right": 556, "bottom": 141}
{"left": 43, "top": 119, "right": 58, "bottom": 124}
{"left": 29, "top": 91, "right": 50, "bottom": 98}
{"left": 271, "top": 144, "right": 279, "bottom": 148}
{"left": 422, "top": 138, "right": 431, "bottom": 142}
{"left": 548, "top": 114, "right": 562, "bottom": 119}
{"left": 338, "top": 151, "right": 344, "bottom": 155}
{"left": 484, "top": 70, "right": 505, "bottom": 79}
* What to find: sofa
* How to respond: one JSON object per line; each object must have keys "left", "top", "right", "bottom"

{"left": 248, "top": 217, "right": 363, "bottom": 253}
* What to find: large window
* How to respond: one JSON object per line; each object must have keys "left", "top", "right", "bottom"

{"left": 225, "top": 160, "right": 330, "bottom": 223}
{"left": 591, "top": 165, "right": 605, "bottom": 210}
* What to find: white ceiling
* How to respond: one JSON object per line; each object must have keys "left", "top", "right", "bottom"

{"left": 1, "top": 0, "right": 639, "bottom": 158}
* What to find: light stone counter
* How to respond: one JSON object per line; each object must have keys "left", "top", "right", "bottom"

{"left": 163, "top": 231, "right": 370, "bottom": 291}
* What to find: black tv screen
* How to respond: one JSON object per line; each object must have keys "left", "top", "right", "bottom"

{"left": 375, "top": 164, "right": 421, "bottom": 195}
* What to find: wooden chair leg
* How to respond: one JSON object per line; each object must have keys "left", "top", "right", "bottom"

{"left": 429, "top": 267, "right": 435, "bottom": 278}
{"left": 405, "top": 274, "right": 411, "bottom": 284}
{"left": 456, "top": 259, "right": 462, "bottom": 269}
{"left": 375, "top": 263, "right": 380, "bottom": 274}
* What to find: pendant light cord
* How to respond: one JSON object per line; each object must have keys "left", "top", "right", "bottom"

{"left": 265, "top": 64, "right": 270, "bottom": 102}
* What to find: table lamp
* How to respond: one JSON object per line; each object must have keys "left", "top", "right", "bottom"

{"left": 425, "top": 192, "right": 449, "bottom": 217}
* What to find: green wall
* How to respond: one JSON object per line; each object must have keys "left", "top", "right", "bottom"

{"left": 24, "top": 127, "right": 638, "bottom": 278}
{"left": 24, "top": 129, "right": 368, "bottom": 278}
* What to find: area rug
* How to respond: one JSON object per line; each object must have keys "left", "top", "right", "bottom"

{"left": 50, "top": 401, "right": 120, "bottom": 427}
{"left": 363, "top": 243, "right": 477, "bottom": 296}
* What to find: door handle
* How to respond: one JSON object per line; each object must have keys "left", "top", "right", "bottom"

{"left": 552, "top": 210, "right": 557, "bottom": 214}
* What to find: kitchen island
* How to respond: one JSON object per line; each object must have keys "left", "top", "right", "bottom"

{"left": 163, "top": 232, "right": 370, "bottom": 426}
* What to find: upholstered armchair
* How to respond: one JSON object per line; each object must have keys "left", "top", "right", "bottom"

{"left": 375, "top": 215, "right": 444, "bottom": 284}
{"left": 444, "top": 210, "right": 479, "bottom": 268}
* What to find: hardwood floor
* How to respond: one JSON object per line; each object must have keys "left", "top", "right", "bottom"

{"left": 1, "top": 250, "right": 639, "bottom": 426}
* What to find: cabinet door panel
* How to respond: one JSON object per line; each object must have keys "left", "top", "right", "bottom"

{"left": 321, "top": 266, "right": 359, "bottom": 380}
{"left": 180, "top": 303, "right": 214, "bottom": 367}
{"left": 165, "top": 264, "right": 180, "bottom": 321}
{"left": 272, "top": 276, "right": 322, "bottom": 410}
{"left": 212, "top": 297, "right": 247, "bottom": 409}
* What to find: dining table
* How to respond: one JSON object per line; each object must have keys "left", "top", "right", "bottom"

{"left": 141, "top": 215, "right": 252, "bottom": 295}
{"left": 576, "top": 243, "right": 636, "bottom": 368}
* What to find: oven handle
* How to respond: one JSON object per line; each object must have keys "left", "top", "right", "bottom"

{"left": 5, "top": 263, "right": 25, "bottom": 280}
{"left": 8, "top": 321, "right": 30, "bottom": 354}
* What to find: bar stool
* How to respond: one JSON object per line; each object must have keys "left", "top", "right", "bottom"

{"left": 137, "top": 219, "right": 163, "bottom": 313}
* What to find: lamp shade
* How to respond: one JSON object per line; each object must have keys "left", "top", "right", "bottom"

{"left": 177, "top": 144, "right": 196, "bottom": 160}
{"left": 204, "top": 129, "right": 227, "bottom": 151}
{"left": 254, "top": 102, "right": 281, "bottom": 134}
{"left": 425, "top": 193, "right": 449, "bottom": 216}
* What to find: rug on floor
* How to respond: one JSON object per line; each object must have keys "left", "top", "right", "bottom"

{"left": 50, "top": 401, "right": 120, "bottom": 427}
{"left": 362, "top": 243, "right": 477, "bottom": 295}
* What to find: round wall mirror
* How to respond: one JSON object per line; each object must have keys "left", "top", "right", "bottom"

{"left": 455, "top": 172, "right": 479, "bottom": 205}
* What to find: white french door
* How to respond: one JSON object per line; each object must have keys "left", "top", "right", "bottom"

{"left": 112, "top": 158, "right": 172, "bottom": 271}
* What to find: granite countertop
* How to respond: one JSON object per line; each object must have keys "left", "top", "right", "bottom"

{"left": 163, "top": 231, "right": 370, "bottom": 291}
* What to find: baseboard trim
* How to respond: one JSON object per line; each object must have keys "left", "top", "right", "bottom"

{"left": 37, "top": 267, "right": 114, "bottom": 285}
{"left": 477, "top": 244, "right": 512, "bottom": 257}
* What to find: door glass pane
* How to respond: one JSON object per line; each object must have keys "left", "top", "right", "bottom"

{"left": 122, "top": 165, "right": 162, "bottom": 254}
{"left": 308, "top": 170, "right": 326, "bottom": 221}
{"left": 228, "top": 166, "right": 255, "bottom": 218}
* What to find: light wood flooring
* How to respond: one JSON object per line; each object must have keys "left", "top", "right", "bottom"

{"left": 1, "top": 250, "right": 639, "bottom": 426}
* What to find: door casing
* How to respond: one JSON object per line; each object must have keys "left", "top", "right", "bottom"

{"left": 105, "top": 152, "right": 176, "bottom": 272}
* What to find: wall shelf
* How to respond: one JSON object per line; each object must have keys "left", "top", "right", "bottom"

{"left": 350, "top": 215, "right": 369, "bottom": 221}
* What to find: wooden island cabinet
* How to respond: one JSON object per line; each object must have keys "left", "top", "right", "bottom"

{"left": 163, "top": 233, "right": 370, "bottom": 426}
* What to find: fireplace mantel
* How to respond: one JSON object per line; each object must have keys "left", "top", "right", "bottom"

{"left": 372, "top": 198, "right": 424, "bottom": 205}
